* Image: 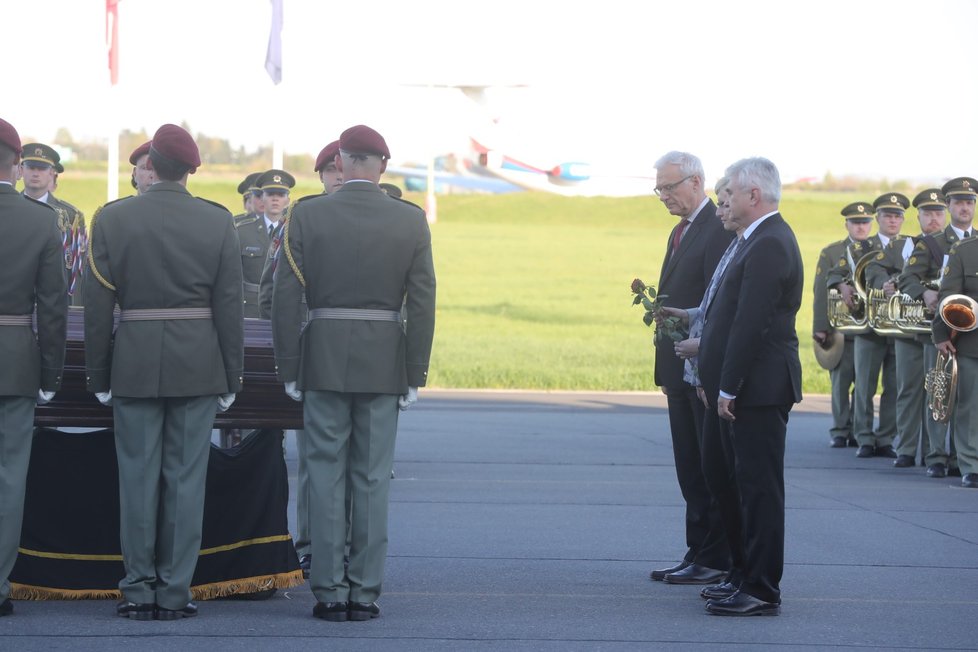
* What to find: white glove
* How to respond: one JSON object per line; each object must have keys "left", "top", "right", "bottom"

{"left": 217, "top": 393, "right": 236, "bottom": 412}
{"left": 284, "top": 381, "right": 303, "bottom": 402}
{"left": 37, "top": 390, "right": 55, "bottom": 405}
{"left": 96, "top": 391, "right": 113, "bottom": 406}
{"left": 398, "top": 387, "right": 418, "bottom": 411}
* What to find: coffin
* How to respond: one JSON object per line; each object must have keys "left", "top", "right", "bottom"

{"left": 34, "top": 308, "right": 303, "bottom": 430}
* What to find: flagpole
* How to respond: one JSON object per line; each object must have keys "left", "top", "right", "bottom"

{"left": 266, "top": 0, "right": 284, "bottom": 169}
{"left": 106, "top": 0, "right": 120, "bottom": 201}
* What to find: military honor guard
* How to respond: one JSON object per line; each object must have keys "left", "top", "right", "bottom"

{"left": 272, "top": 125, "right": 435, "bottom": 621}
{"left": 19, "top": 142, "right": 87, "bottom": 304}
{"left": 84, "top": 124, "right": 244, "bottom": 620}
{"left": 235, "top": 169, "right": 294, "bottom": 318}
{"left": 813, "top": 202, "right": 873, "bottom": 448}
{"left": 0, "top": 118, "right": 69, "bottom": 618}
{"left": 234, "top": 172, "right": 263, "bottom": 219}
{"left": 129, "top": 141, "right": 155, "bottom": 194}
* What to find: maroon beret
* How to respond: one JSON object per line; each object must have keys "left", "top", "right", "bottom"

{"left": 128, "top": 141, "right": 151, "bottom": 165}
{"left": 314, "top": 140, "right": 340, "bottom": 172}
{"left": 339, "top": 125, "right": 390, "bottom": 160}
{"left": 151, "top": 123, "right": 201, "bottom": 173}
{"left": 0, "top": 119, "right": 22, "bottom": 155}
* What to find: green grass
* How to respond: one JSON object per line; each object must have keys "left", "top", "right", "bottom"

{"left": 48, "top": 172, "right": 869, "bottom": 392}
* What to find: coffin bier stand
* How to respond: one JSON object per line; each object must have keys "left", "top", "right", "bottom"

{"left": 34, "top": 308, "right": 303, "bottom": 430}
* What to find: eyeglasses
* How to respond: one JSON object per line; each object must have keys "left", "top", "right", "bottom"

{"left": 654, "top": 175, "right": 692, "bottom": 197}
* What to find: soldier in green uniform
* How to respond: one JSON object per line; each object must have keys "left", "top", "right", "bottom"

{"left": 827, "top": 193, "right": 907, "bottom": 458}
{"left": 84, "top": 124, "right": 243, "bottom": 620}
{"left": 233, "top": 172, "right": 262, "bottom": 220}
{"left": 235, "top": 169, "right": 294, "bottom": 319}
{"left": 19, "top": 142, "right": 86, "bottom": 305}
{"left": 905, "top": 177, "right": 976, "bottom": 477}
{"left": 814, "top": 202, "right": 873, "bottom": 448}
{"left": 0, "top": 118, "right": 68, "bottom": 619}
{"left": 129, "top": 141, "right": 155, "bottom": 195}
{"left": 272, "top": 125, "right": 435, "bottom": 622}
{"left": 866, "top": 190, "right": 947, "bottom": 467}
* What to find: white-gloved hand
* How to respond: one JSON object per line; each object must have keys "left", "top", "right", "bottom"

{"left": 284, "top": 381, "right": 303, "bottom": 402}
{"left": 96, "top": 391, "right": 113, "bottom": 406}
{"left": 398, "top": 387, "right": 418, "bottom": 411}
{"left": 37, "top": 390, "right": 55, "bottom": 405}
{"left": 217, "top": 393, "right": 236, "bottom": 412}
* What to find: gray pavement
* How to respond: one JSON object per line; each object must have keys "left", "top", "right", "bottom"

{"left": 3, "top": 390, "right": 977, "bottom": 650}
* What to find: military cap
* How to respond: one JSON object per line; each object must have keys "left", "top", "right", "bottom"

{"left": 0, "top": 118, "right": 20, "bottom": 153}
{"left": 339, "top": 124, "right": 390, "bottom": 160}
{"left": 151, "top": 123, "right": 200, "bottom": 172}
{"left": 841, "top": 201, "right": 874, "bottom": 222}
{"left": 941, "top": 176, "right": 978, "bottom": 199}
{"left": 21, "top": 142, "right": 60, "bottom": 167}
{"left": 128, "top": 141, "right": 151, "bottom": 165}
{"left": 912, "top": 188, "right": 946, "bottom": 210}
{"left": 237, "top": 172, "right": 262, "bottom": 195}
{"left": 256, "top": 169, "right": 295, "bottom": 192}
{"left": 54, "top": 162, "right": 64, "bottom": 173}
{"left": 314, "top": 140, "right": 341, "bottom": 172}
{"left": 872, "top": 192, "right": 910, "bottom": 213}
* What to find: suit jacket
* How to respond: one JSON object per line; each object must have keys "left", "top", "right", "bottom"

{"left": 234, "top": 212, "right": 273, "bottom": 318}
{"left": 272, "top": 182, "right": 435, "bottom": 394}
{"left": 699, "top": 213, "right": 803, "bottom": 407}
{"left": 0, "top": 184, "right": 68, "bottom": 395}
{"left": 84, "top": 181, "right": 244, "bottom": 397}
{"left": 654, "top": 200, "right": 733, "bottom": 388}
{"left": 933, "top": 237, "right": 978, "bottom": 357}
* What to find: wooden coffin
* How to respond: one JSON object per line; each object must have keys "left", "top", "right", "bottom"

{"left": 34, "top": 308, "right": 303, "bottom": 430}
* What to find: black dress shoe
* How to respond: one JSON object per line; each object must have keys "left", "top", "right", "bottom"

{"left": 829, "top": 436, "right": 848, "bottom": 448}
{"left": 348, "top": 601, "right": 380, "bottom": 621}
{"left": 893, "top": 454, "right": 915, "bottom": 468}
{"left": 706, "top": 591, "right": 780, "bottom": 616}
{"left": 962, "top": 473, "right": 978, "bottom": 488}
{"left": 875, "top": 444, "right": 897, "bottom": 458}
{"left": 927, "top": 463, "right": 947, "bottom": 478}
{"left": 700, "top": 581, "right": 738, "bottom": 600}
{"left": 116, "top": 600, "right": 155, "bottom": 621}
{"left": 0, "top": 599, "right": 12, "bottom": 617}
{"left": 847, "top": 437, "right": 858, "bottom": 447}
{"left": 664, "top": 563, "right": 727, "bottom": 585}
{"left": 156, "top": 602, "right": 197, "bottom": 620}
{"left": 948, "top": 466, "right": 962, "bottom": 478}
{"left": 856, "top": 444, "right": 875, "bottom": 458}
{"left": 299, "top": 554, "right": 312, "bottom": 579}
{"left": 650, "top": 560, "right": 690, "bottom": 582}
{"left": 313, "top": 601, "right": 349, "bottom": 622}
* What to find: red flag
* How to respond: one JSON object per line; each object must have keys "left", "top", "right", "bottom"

{"left": 106, "top": 0, "right": 119, "bottom": 85}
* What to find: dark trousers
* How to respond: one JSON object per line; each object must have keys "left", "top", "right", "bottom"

{"left": 729, "top": 404, "right": 788, "bottom": 604}
{"left": 701, "top": 409, "right": 745, "bottom": 585}
{"left": 663, "top": 384, "right": 730, "bottom": 570}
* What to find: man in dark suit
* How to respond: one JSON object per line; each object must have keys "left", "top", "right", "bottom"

{"left": 0, "top": 118, "right": 68, "bottom": 618}
{"left": 85, "top": 124, "right": 244, "bottom": 620}
{"left": 698, "top": 157, "right": 803, "bottom": 616}
{"left": 272, "top": 125, "right": 435, "bottom": 622}
{"left": 649, "top": 152, "right": 733, "bottom": 585}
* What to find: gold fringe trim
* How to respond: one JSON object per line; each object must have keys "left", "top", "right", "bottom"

{"left": 10, "top": 583, "right": 121, "bottom": 600}
{"left": 86, "top": 205, "right": 116, "bottom": 292}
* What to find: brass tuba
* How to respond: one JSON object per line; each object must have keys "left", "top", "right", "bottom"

{"left": 827, "top": 252, "right": 875, "bottom": 335}
{"left": 867, "top": 276, "right": 911, "bottom": 337}
{"left": 925, "top": 294, "right": 978, "bottom": 422}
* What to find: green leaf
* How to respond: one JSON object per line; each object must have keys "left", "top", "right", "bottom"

{"left": 632, "top": 295, "right": 642, "bottom": 306}
{"left": 642, "top": 312, "right": 655, "bottom": 327}
{"left": 647, "top": 287, "right": 657, "bottom": 299}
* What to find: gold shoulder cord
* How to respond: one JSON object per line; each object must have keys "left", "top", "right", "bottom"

{"left": 282, "top": 212, "right": 306, "bottom": 288}
{"left": 85, "top": 206, "right": 116, "bottom": 292}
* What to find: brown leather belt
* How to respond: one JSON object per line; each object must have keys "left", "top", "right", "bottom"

{"left": 0, "top": 314, "right": 32, "bottom": 326}
{"left": 307, "top": 308, "right": 401, "bottom": 323}
{"left": 118, "top": 308, "right": 214, "bottom": 322}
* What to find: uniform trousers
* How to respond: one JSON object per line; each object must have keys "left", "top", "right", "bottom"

{"left": 0, "top": 397, "right": 37, "bottom": 602}
{"left": 922, "top": 344, "right": 958, "bottom": 469}
{"left": 305, "top": 390, "right": 398, "bottom": 604}
{"left": 829, "top": 337, "right": 855, "bottom": 440}
{"left": 113, "top": 395, "right": 217, "bottom": 609}
{"left": 293, "top": 429, "right": 311, "bottom": 558}
{"left": 951, "top": 355, "right": 978, "bottom": 476}
{"left": 852, "top": 333, "right": 897, "bottom": 447}
{"left": 894, "top": 338, "right": 928, "bottom": 459}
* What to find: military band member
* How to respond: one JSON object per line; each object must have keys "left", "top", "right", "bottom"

{"left": 272, "top": 125, "right": 435, "bottom": 621}
{"left": 0, "top": 118, "right": 68, "bottom": 619}
{"left": 235, "top": 169, "right": 294, "bottom": 318}
{"left": 814, "top": 203, "right": 873, "bottom": 448}
{"left": 867, "top": 190, "right": 947, "bottom": 467}
{"left": 19, "top": 142, "right": 87, "bottom": 305}
{"left": 905, "top": 177, "right": 976, "bottom": 477}
{"left": 84, "top": 124, "right": 244, "bottom": 620}
{"left": 129, "top": 141, "right": 156, "bottom": 194}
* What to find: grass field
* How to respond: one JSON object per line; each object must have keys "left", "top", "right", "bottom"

{"left": 52, "top": 171, "right": 873, "bottom": 393}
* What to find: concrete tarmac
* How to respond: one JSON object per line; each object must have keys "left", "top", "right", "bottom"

{"left": 3, "top": 390, "right": 976, "bottom": 650}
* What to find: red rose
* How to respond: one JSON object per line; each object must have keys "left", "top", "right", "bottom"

{"left": 631, "top": 278, "right": 646, "bottom": 294}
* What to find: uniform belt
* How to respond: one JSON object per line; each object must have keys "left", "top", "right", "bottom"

{"left": 118, "top": 308, "right": 214, "bottom": 322}
{"left": 308, "top": 308, "right": 402, "bottom": 323}
{"left": 243, "top": 282, "right": 261, "bottom": 293}
{"left": 0, "top": 314, "right": 32, "bottom": 326}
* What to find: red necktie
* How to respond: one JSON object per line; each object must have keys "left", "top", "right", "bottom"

{"left": 672, "top": 219, "right": 689, "bottom": 252}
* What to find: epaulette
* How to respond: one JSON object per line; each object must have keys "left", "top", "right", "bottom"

{"left": 234, "top": 213, "right": 259, "bottom": 227}
{"left": 195, "top": 196, "right": 231, "bottom": 214}
{"left": 293, "top": 192, "right": 323, "bottom": 204}
{"left": 23, "top": 194, "right": 56, "bottom": 212}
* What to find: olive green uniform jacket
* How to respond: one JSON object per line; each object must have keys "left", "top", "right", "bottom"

{"left": 813, "top": 238, "right": 848, "bottom": 333}
{"left": 234, "top": 212, "right": 273, "bottom": 318}
{"left": 83, "top": 181, "right": 244, "bottom": 397}
{"left": 934, "top": 237, "right": 978, "bottom": 357}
